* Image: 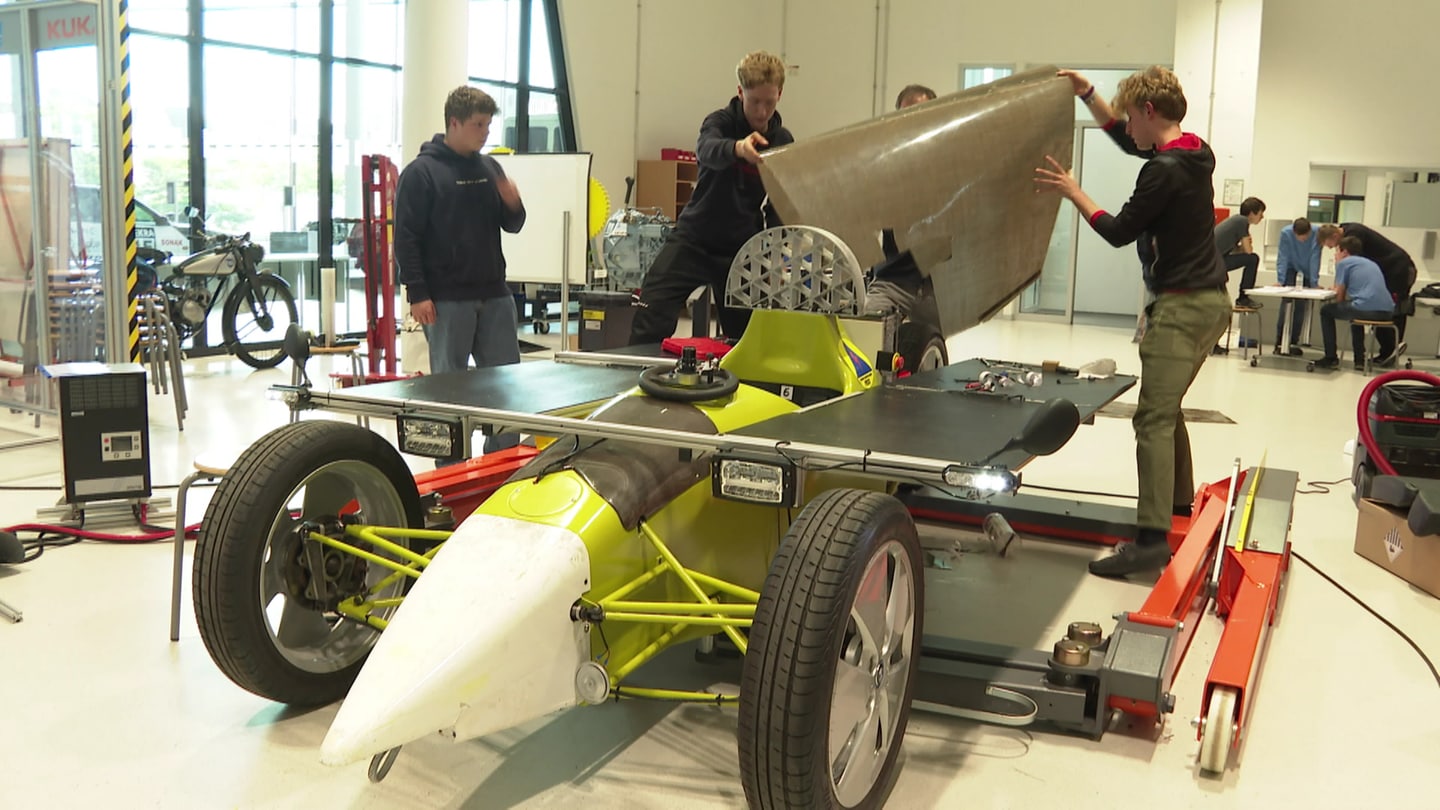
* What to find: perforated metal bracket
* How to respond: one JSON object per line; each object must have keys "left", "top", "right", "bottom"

{"left": 725, "top": 226, "right": 867, "bottom": 315}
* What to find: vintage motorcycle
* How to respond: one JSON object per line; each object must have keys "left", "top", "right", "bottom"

{"left": 137, "top": 233, "right": 298, "bottom": 369}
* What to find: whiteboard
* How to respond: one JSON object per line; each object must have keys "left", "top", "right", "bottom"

{"left": 491, "top": 152, "right": 591, "bottom": 285}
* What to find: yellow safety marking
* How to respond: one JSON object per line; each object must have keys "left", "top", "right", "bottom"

{"left": 117, "top": 0, "right": 140, "bottom": 360}
{"left": 1234, "top": 451, "right": 1266, "bottom": 552}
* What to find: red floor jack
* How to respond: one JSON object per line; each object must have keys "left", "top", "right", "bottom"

{"left": 344, "top": 154, "right": 408, "bottom": 386}
{"left": 906, "top": 457, "right": 1296, "bottom": 775}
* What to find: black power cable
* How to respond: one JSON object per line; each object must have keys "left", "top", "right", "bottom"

{"left": 1291, "top": 550, "right": 1440, "bottom": 690}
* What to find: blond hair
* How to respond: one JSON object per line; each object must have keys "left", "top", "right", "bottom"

{"left": 737, "top": 51, "right": 785, "bottom": 90}
{"left": 1317, "top": 223, "right": 1342, "bottom": 244}
{"left": 1112, "top": 66, "right": 1187, "bottom": 123}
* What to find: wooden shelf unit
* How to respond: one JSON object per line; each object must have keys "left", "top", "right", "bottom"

{"left": 635, "top": 159, "right": 698, "bottom": 221}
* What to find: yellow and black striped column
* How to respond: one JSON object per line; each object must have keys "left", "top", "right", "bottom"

{"left": 117, "top": 0, "right": 139, "bottom": 361}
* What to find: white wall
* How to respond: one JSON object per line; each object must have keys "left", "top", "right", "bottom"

{"left": 884, "top": 1, "right": 1175, "bottom": 100}
{"left": 560, "top": 0, "right": 783, "bottom": 204}
{"left": 561, "top": 0, "right": 1175, "bottom": 214}
{"left": 1252, "top": 0, "right": 1440, "bottom": 237}
{"left": 557, "top": 0, "right": 638, "bottom": 208}
{"left": 1173, "top": 0, "right": 1262, "bottom": 217}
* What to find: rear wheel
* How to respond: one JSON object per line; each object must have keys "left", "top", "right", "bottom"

{"left": 739, "top": 489, "right": 923, "bottom": 810}
{"left": 896, "top": 323, "right": 947, "bottom": 375}
{"left": 223, "top": 274, "right": 298, "bottom": 369}
{"left": 193, "top": 421, "right": 423, "bottom": 705}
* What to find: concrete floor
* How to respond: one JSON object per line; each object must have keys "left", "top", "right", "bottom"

{"left": 1, "top": 314, "right": 1438, "bottom": 809}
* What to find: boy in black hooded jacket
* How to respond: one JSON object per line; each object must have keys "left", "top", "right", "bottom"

{"left": 1035, "top": 66, "right": 1231, "bottom": 577}
{"left": 395, "top": 85, "right": 526, "bottom": 454}
{"left": 628, "top": 51, "right": 794, "bottom": 346}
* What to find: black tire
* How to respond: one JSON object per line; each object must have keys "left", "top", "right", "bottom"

{"left": 739, "top": 489, "right": 924, "bottom": 810}
{"left": 223, "top": 273, "right": 299, "bottom": 369}
{"left": 896, "top": 323, "right": 947, "bottom": 375}
{"left": 193, "top": 421, "right": 423, "bottom": 705}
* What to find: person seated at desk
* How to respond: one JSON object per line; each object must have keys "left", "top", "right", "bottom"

{"left": 1273, "top": 217, "right": 1322, "bottom": 355}
{"left": 1313, "top": 236, "right": 1394, "bottom": 371}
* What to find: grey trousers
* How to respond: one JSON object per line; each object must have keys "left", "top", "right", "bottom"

{"left": 423, "top": 296, "right": 521, "bottom": 455}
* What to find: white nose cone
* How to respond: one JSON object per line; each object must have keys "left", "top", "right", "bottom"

{"left": 320, "top": 514, "right": 592, "bottom": 765}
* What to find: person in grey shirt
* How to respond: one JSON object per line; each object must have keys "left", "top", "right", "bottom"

{"left": 1215, "top": 196, "right": 1265, "bottom": 308}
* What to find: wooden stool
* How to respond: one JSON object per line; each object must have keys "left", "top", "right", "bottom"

{"left": 1227, "top": 306, "right": 1262, "bottom": 360}
{"left": 311, "top": 343, "right": 366, "bottom": 386}
{"left": 1353, "top": 318, "right": 1400, "bottom": 374}
{"left": 289, "top": 343, "right": 368, "bottom": 427}
{"left": 170, "top": 451, "right": 233, "bottom": 641}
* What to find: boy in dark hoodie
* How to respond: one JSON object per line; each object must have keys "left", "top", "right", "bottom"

{"left": 628, "top": 51, "right": 795, "bottom": 346}
{"left": 1035, "top": 66, "right": 1231, "bottom": 577}
{"left": 395, "top": 85, "right": 526, "bottom": 454}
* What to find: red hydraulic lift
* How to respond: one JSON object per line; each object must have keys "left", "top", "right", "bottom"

{"left": 355, "top": 154, "right": 405, "bottom": 382}
{"left": 908, "top": 461, "right": 1293, "bottom": 775}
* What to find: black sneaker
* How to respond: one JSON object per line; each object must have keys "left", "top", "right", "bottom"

{"left": 1088, "top": 541, "right": 1173, "bottom": 578}
{"left": 1211, "top": 344, "right": 1228, "bottom": 356}
{"left": 1377, "top": 341, "right": 1406, "bottom": 367}
{"left": 1285, "top": 347, "right": 1304, "bottom": 357}
{"left": 1236, "top": 296, "right": 1262, "bottom": 309}
{"left": 1313, "top": 356, "right": 1340, "bottom": 369}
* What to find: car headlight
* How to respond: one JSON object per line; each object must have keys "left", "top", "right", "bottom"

{"left": 711, "top": 455, "right": 800, "bottom": 507}
{"left": 941, "top": 464, "right": 1020, "bottom": 496}
{"left": 397, "top": 415, "right": 464, "bottom": 460}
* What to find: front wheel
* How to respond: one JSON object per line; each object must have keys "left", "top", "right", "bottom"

{"left": 223, "top": 273, "right": 298, "bottom": 369}
{"left": 739, "top": 489, "right": 924, "bottom": 810}
{"left": 193, "top": 421, "right": 423, "bottom": 705}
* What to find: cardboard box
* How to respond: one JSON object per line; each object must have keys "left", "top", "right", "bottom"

{"left": 1354, "top": 498, "right": 1440, "bottom": 598}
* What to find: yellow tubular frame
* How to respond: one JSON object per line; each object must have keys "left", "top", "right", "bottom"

{"left": 594, "top": 520, "right": 761, "bottom": 696}
{"left": 323, "top": 525, "right": 454, "bottom": 631}
{"left": 311, "top": 519, "right": 763, "bottom": 704}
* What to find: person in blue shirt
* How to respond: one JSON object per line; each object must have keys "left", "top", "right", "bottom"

{"left": 1313, "top": 236, "right": 1395, "bottom": 370}
{"left": 1273, "top": 217, "right": 1323, "bottom": 354}
{"left": 1320, "top": 222, "right": 1415, "bottom": 366}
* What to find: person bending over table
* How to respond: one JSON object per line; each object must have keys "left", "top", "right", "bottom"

{"left": 1312, "top": 236, "right": 1394, "bottom": 371}
{"left": 1319, "top": 222, "right": 1415, "bottom": 366}
{"left": 1273, "top": 217, "right": 1322, "bottom": 355}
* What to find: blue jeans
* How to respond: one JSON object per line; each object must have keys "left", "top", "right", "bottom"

{"left": 1319, "top": 301, "right": 1392, "bottom": 362}
{"left": 423, "top": 296, "right": 521, "bottom": 455}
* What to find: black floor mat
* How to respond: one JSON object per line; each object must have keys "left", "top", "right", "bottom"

{"left": 1096, "top": 402, "right": 1235, "bottom": 424}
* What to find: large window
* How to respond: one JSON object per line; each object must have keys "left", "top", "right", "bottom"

{"left": 129, "top": 36, "right": 189, "bottom": 221}
{"left": 124, "top": 0, "right": 574, "bottom": 336}
{"left": 960, "top": 65, "right": 1013, "bottom": 90}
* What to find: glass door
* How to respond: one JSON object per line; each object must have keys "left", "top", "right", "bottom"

{"left": 1019, "top": 130, "right": 1080, "bottom": 320}
{"left": 1017, "top": 67, "right": 1153, "bottom": 324}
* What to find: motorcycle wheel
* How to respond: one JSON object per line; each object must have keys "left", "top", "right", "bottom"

{"left": 738, "top": 488, "right": 923, "bottom": 810}
{"left": 193, "top": 421, "right": 423, "bottom": 706}
{"left": 223, "top": 274, "right": 298, "bottom": 369}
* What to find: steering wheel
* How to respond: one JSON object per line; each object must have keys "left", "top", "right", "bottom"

{"left": 638, "top": 347, "right": 740, "bottom": 403}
